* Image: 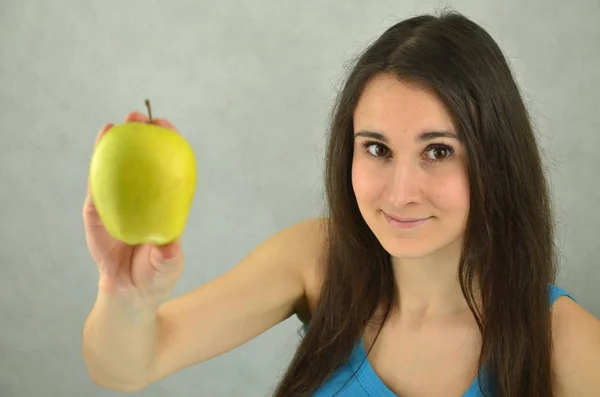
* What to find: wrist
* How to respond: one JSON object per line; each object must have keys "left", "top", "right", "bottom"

{"left": 94, "top": 286, "right": 163, "bottom": 321}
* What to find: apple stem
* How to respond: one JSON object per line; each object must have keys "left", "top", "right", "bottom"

{"left": 145, "top": 99, "right": 153, "bottom": 123}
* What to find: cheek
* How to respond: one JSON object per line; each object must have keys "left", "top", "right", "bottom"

{"left": 430, "top": 172, "right": 470, "bottom": 212}
{"left": 352, "top": 161, "right": 382, "bottom": 202}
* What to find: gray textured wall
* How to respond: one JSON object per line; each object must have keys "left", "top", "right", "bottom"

{"left": 1, "top": 1, "right": 598, "bottom": 396}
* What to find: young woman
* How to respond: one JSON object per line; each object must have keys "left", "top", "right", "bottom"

{"left": 82, "top": 10, "right": 600, "bottom": 397}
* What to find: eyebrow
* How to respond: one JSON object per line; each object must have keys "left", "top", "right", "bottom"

{"left": 354, "top": 130, "right": 460, "bottom": 143}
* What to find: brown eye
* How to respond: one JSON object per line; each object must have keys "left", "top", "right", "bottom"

{"left": 433, "top": 148, "right": 448, "bottom": 159}
{"left": 425, "top": 144, "right": 454, "bottom": 162}
{"left": 372, "top": 144, "right": 388, "bottom": 157}
{"left": 363, "top": 142, "right": 390, "bottom": 158}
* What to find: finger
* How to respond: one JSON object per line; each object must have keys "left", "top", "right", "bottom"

{"left": 94, "top": 123, "right": 114, "bottom": 145}
{"left": 124, "top": 111, "right": 149, "bottom": 123}
{"left": 151, "top": 118, "right": 178, "bottom": 132}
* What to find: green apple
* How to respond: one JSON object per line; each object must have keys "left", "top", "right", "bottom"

{"left": 89, "top": 101, "right": 196, "bottom": 245}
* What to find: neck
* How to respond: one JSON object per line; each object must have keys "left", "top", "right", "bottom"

{"left": 390, "top": 239, "right": 477, "bottom": 320}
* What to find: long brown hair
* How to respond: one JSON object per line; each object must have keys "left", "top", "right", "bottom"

{"left": 272, "top": 9, "right": 558, "bottom": 397}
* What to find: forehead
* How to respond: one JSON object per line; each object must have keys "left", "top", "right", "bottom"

{"left": 353, "top": 73, "right": 456, "bottom": 134}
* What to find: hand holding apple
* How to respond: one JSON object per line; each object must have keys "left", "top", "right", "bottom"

{"left": 83, "top": 102, "right": 195, "bottom": 298}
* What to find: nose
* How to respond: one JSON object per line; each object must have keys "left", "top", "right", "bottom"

{"left": 387, "top": 160, "right": 422, "bottom": 207}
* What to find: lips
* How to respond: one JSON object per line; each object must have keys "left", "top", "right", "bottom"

{"left": 384, "top": 212, "right": 430, "bottom": 222}
{"left": 383, "top": 212, "right": 432, "bottom": 230}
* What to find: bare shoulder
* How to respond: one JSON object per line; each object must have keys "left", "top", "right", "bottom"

{"left": 552, "top": 295, "right": 600, "bottom": 396}
{"left": 283, "top": 216, "right": 329, "bottom": 276}
{"left": 289, "top": 216, "right": 329, "bottom": 325}
{"left": 270, "top": 215, "right": 328, "bottom": 281}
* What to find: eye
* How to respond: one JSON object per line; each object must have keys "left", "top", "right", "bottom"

{"left": 361, "top": 141, "right": 390, "bottom": 158}
{"left": 424, "top": 144, "right": 454, "bottom": 163}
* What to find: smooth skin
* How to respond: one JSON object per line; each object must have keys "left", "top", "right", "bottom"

{"left": 83, "top": 109, "right": 600, "bottom": 395}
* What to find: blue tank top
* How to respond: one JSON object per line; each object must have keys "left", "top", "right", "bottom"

{"left": 301, "top": 283, "right": 576, "bottom": 397}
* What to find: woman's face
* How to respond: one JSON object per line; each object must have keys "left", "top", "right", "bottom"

{"left": 351, "top": 73, "right": 470, "bottom": 259}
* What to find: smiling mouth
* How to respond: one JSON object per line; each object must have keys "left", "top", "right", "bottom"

{"left": 383, "top": 212, "right": 432, "bottom": 229}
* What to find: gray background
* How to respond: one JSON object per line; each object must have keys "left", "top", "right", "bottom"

{"left": 1, "top": 0, "right": 599, "bottom": 396}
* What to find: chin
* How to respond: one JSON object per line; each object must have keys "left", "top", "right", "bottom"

{"left": 383, "top": 244, "right": 435, "bottom": 259}
{"left": 371, "top": 233, "right": 431, "bottom": 257}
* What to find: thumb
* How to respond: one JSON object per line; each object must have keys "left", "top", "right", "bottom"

{"left": 149, "top": 239, "right": 183, "bottom": 273}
